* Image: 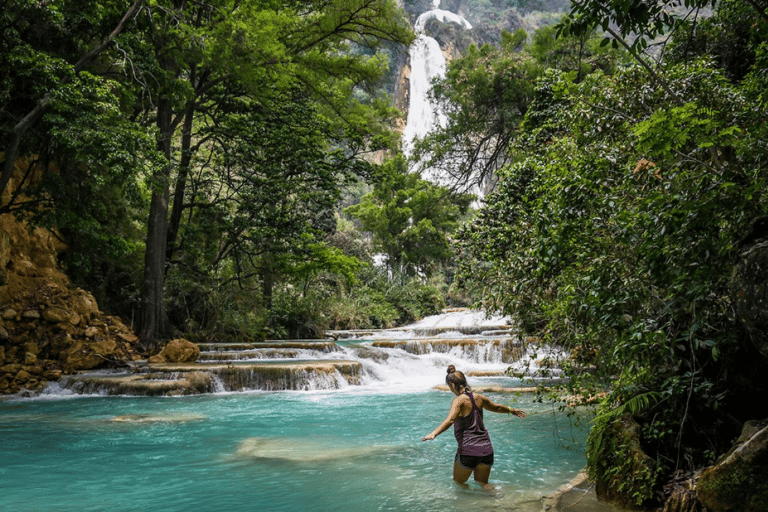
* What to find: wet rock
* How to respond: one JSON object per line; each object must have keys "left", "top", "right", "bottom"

{"left": 661, "top": 470, "right": 704, "bottom": 512}
{"left": 185, "top": 371, "right": 213, "bottom": 389}
{"left": 43, "top": 369, "right": 62, "bottom": 380}
{"left": 1, "top": 308, "right": 16, "bottom": 320}
{"left": 697, "top": 420, "right": 768, "bottom": 512}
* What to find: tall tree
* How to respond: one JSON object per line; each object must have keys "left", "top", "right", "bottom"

{"left": 131, "top": 0, "right": 413, "bottom": 343}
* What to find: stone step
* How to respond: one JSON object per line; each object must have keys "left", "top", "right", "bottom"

{"left": 197, "top": 341, "right": 340, "bottom": 352}
{"left": 371, "top": 338, "right": 524, "bottom": 362}
{"left": 329, "top": 326, "right": 516, "bottom": 338}
{"left": 58, "top": 360, "right": 363, "bottom": 396}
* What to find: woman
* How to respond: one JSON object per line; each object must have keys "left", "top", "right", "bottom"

{"left": 422, "top": 365, "right": 526, "bottom": 488}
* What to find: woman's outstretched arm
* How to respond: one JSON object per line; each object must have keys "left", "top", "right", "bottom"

{"left": 478, "top": 394, "right": 526, "bottom": 417}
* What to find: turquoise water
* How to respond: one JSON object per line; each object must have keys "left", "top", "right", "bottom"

{"left": 0, "top": 389, "right": 587, "bottom": 512}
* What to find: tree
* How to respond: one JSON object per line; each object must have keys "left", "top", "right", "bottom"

{"left": 345, "top": 155, "right": 474, "bottom": 277}
{"left": 124, "top": 0, "right": 413, "bottom": 343}
{"left": 0, "top": 0, "right": 147, "bottom": 206}
{"left": 455, "top": 4, "right": 768, "bottom": 501}
{"left": 411, "top": 27, "right": 624, "bottom": 195}
{"left": 169, "top": 89, "right": 365, "bottom": 315}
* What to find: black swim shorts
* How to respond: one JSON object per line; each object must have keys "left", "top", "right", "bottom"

{"left": 455, "top": 451, "right": 494, "bottom": 470}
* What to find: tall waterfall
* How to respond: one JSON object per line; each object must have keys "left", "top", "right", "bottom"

{"left": 402, "top": 1, "right": 472, "bottom": 165}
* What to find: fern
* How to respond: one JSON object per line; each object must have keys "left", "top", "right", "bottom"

{"left": 594, "top": 390, "right": 661, "bottom": 424}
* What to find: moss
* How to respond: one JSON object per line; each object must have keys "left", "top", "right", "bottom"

{"left": 588, "top": 415, "right": 659, "bottom": 509}
{"left": 697, "top": 455, "right": 768, "bottom": 511}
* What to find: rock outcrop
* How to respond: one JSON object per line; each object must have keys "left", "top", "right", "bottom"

{"left": 731, "top": 237, "right": 768, "bottom": 361}
{"left": 0, "top": 283, "right": 140, "bottom": 393}
{"left": 590, "top": 415, "right": 658, "bottom": 509}
{"left": 1, "top": 159, "right": 141, "bottom": 394}
{"left": 696, "top": 419, "right": 768, "bottom": 512}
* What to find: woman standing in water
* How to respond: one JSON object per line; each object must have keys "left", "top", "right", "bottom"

{"left": 422, "top": 365, "right": 526, "bottom": 488}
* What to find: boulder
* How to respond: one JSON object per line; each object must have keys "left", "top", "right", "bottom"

{"left": 150, "top": 338, "right": 200, "bottom": 364}
{"left": 697, "top": 420, "right": 768, "bottom": 512}
{"left": 23, "top": 341, "right": 39, "bottom": 355}
{"left": 42, "top": 307, "right": 70, "bottom": 324}
{"left": 14, "top": 369, "right": 32, "bottom": 383}
{"left": 22, "top": 309, "right": 40, "bottom": 320}
{"left": 62, "top": 338, "right": 121, "bottom": 373}
{"left": 731, "top": 239, "right": 768, "bottom": 360}
{"left": 116, "top": 332, "right": 138, "bottom": 343}
{"left": 590, "top": 415, "right": 658, "bottom": 509}
{"left": 69, "top": 289, "right": 99, "bottom": 322}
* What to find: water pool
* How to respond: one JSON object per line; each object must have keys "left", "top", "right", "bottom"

{"left": 0, "top": 389, "right": 588, "bottom": 512}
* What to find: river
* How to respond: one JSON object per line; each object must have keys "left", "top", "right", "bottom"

{"left": 0, "top": 309, "right": 627, "bottom": 511}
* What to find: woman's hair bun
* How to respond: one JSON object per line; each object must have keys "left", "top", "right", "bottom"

{"left": 447, "top": 365, "right": 456, "bottom": 374}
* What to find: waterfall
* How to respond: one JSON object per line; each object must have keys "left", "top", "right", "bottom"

{"left": 41, "top": 309, "right": 569, "bottom": 397}
{"left": 402, "top": 1, "right": 472, "bottom": 166}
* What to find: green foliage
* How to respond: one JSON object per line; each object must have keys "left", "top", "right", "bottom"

{"left": 1, "top": 0, "right": 416, "bottom": 342}
{"left": 556, "top": 0, "right": 709, "bottom": 53}
{"left": 412, "top": 23, "right": 624, "bottom": 193}
{"left": 454, "top": 6, "right": 768, "bottom": 498}
{"left": 165, "top": 269, "right": 268, "bottom": 342}
{"left": 345, "top": 155, "right": 474, "bottom": 277}
{"left": 587, "top": 415, "right": 661, "bottom": 507}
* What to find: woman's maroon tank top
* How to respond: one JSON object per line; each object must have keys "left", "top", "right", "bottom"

{"left": 453, "top": 391, "right": 494, "bottom": 456}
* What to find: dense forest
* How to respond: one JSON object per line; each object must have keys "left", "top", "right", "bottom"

{"left": 2, "top": 0, "right": 768, "bottom": 509}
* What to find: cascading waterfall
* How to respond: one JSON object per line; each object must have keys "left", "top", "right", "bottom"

{"left": 402, "top": 0, "right": 472, "bottom": 171}
{"left": 41, "top": 309, "right": 567, "bottom": 396}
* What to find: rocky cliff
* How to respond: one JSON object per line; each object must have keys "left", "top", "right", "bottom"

{"left": 0, "top": 159, "right": 140, "bottom": 395}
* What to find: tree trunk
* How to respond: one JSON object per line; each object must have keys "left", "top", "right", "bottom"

{"left": 166, "top": 96, "right": 196, "bottom": 263}
{"left": 262, "top": 267, "right": 274, "bottom": 313}
{"left": 139, "top": 96, "right": 173, "bottom": 346}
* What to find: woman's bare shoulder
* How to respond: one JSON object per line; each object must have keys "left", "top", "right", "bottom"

{"left": 453, "top": 393, "right": 471, "bottom": 404}
{"left": 472, "top": 393, "right": 493, "bottom": 406}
